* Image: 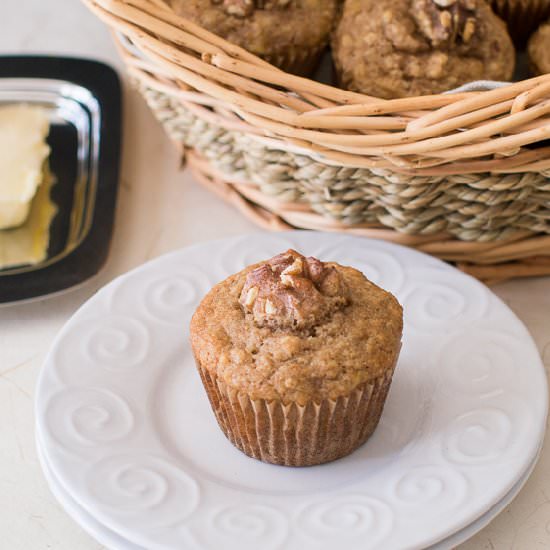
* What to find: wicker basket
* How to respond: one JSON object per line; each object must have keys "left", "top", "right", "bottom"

{"left": 84, "top": 0, "right": 550, "bottom": 283}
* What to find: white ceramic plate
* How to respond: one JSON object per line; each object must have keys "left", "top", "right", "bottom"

{"left": 36, "top": 232, "right": 548, "bottom": 550}
{"left": 35, "top": 432, "right": 543, "bottom": 550}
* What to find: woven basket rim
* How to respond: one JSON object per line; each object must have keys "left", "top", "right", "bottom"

{"left": 83, "top": 0, "right": 550, "bottom": 176}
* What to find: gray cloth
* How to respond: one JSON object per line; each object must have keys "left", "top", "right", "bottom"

{"left": 447, "top": 80, "right": 511, "bottom": 93}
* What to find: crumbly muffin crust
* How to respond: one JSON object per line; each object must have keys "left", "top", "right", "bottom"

{"left": 167, "top": 0, "right": 338, "bottom": 74}
{"left": 190, "top": 250, "right": 403, "bottom": 405}
{"left": 528, "top": 21, "right": 550, "bottom": 75}
{"left": 332, "top": 0, "right": 515, "bottom": 98}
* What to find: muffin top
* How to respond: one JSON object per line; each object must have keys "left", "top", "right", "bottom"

{"left": 167, "top": 0, "right": 338, "bottom": 71}
{"left": 190, "top": 250, "right": 403, "bottom": 405}
{"left": 332, "top": 0, "right": 515, "bottom": 98}
{"left": 528, "top": 21, "right": 550, "bottom": 75}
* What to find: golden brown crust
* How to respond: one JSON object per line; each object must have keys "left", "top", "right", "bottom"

{"left": 528, "top": 21, "right": 550, "bottom": 75}
{"left": 331, "top": 0, "right": 515, "bottom": 98}
{"left": 166, "top": 0, "right": 339, "bottom": 74}
{"left": 190, "top": 253, "right": 403, "bottom": 405}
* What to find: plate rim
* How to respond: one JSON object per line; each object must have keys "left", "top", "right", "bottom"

{"left": 35, "top": 428, "right": 544, "bottom": 550}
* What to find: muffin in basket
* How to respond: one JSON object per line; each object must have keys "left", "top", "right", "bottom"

{"left": 487, "top": 0, "right": 550, "bottom": 47}
{"left": 332, "top": 0, "right": 515, "bottom": 99}
{"left": 528, "top": 20, "right": 550, "bottom": 75}
{"left": 167, "top": 0, "right": 339, "bottom": 75}
{"left": 190, "top": 249, "right": 403, "bottom": 467}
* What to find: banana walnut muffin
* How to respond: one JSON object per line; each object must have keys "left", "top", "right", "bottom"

{"left": 528, "top": 20, "right": 550, "bottom": 75}
{"left": 167, "top": 0, "right": 339, "bottom": 75}
{"left": 332, "top": 0, "right": 515, "bottom": 98}
{"left": 190, "top": 249, "right": 403, "bottom": 466}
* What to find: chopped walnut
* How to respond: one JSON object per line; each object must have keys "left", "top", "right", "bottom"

{"left": 211, "top": 0, "right": 291, "bottom": 17}
{"left": 413, "top": 0, "right": 478, "bottom": 47}
{"left": 243, "top": 286, "right": 258, "bottom": 308}
{"left": 265, "top": 299, "right": 277, "bottom": 315}
{"left": 239, "top": 250, "right": 349, "bottom": 329}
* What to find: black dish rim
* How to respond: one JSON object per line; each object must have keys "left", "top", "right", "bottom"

{"left": 0, "top": 55, "right": 121, "bottom": 304}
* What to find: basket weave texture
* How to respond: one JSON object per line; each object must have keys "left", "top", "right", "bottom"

{"left": 83, "top": 0, "right": 550, "bottom": 283}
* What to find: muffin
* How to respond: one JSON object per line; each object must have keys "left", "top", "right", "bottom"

{"left": 167, "top": 0, "right": 339, "bottom": 75}
{"left": 190, "top": 249, "right": 403, "bottom": 467}
{"left": 332, "top": 0, "right": 515, "bottom": 99}
{"left": 487, "top": 0, "right": 550, "bottom": 47}
{"left": 528, "top": 20, "right": 550, "bottom": 75}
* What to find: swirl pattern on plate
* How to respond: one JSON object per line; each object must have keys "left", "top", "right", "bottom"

{"left": 442, "top": 408, "right": 513, "bottom": 465}
{"left": 141, "top": 268, "right": 212, "bottom": 325}
{"left": 391, "top": 465, "right": 468, "bottom": 517}
{"left": 402, "top": 268, "right": 489, "bottom": 332}
{"left": 191, "top": 505, "right": 288, "bottom": 550}
{"left": 86, "top": 454, "right": 199, "bottom": 527}
{"left": 303, "top": 239, "right": 406, "bottom": 295}
{"left": 44, "top": 388, "right": 134, "bottom": 453}
{"left": 105, "top": 262, "right": 213, "bottom": 325}
{"left": 52, "top": 316, "right": 150, "bottom": 384}
{"left": 435, "top": 331, "right": 521, "bottom": 398}
{"left": 297, "top": 495, "right": 393, "bottom": 548}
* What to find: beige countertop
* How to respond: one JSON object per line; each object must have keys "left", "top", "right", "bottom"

{"left": 0, "top": 1, "right": 549, "bottom": 548}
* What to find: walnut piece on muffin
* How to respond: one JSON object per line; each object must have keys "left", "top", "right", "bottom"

{"left": 528, "top": 21, "right": 550, "bottom": 75}
{"left": 332, "top": 0, "right": 515, "bottom": 98}
{"left": 239, "top": 249, "right": 350, "bottom": 329}
{"left": 190, "top": 249, "right": 403, "bottom": 466}
{"left": 166, "top": 0, "right": 339, "bottom": 75}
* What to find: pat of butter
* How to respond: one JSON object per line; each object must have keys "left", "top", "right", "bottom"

{"left": 0, "top": 105, "right": 50, "bottom": 229}
{"left": 0, "top": 167, "right": 57, "bottom": 269}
